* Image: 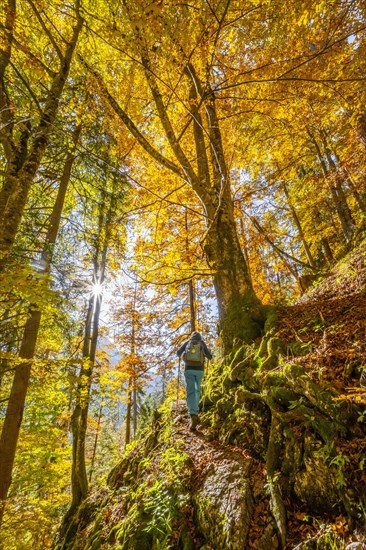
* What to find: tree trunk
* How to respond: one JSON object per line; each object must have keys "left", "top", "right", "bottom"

{"left": 185, "top": 208, "right": 196, "bottom": 333}
{"left": 125, "top": 379, "right": 132, "bottom": 447}
{"left": 188, "top": 280, "right": 196, "bottom": 333}
{"left": 89, "top": 405, "right": 103, "bottom": 484}
{"left": 283, "top": 182, "right": 316, "bottom": 269}
{"left": 55, "top": 176, "right": 120, "bottom": 545}
{"left": 356, "top": 111, "right": 366, "bottom": 149}
{"left": 0, "top": 3, "right": 83, "bottom": 266}
{"left": 0, "top": 308, "right": 41, "bottom": 525}
{"left": 321, "top": 237, "right": 334, "bottom": 265}
{"left": 60, "top": 289, "right": 102, "bottom": 538}
{"left": 204, "top": 186, "right": 263, "bottom": 350}
{"left": 133, "top": 385, "right": 138, "bottom": 438}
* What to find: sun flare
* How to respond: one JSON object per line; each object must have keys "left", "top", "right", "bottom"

{"left": 91, "top": 282, "right": 104, "bottom": 296}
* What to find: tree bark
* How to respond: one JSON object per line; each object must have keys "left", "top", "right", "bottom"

{"left": 185, "top": 208, "right": 196, "bottom": 333}
{"left": 88, "top": 405, "right": 103, "bottom": 484}
{"left": 0, "top": 307, "right": 41, "bottom": 525}
{"left": 356, "top": 111, "right": 366, "bottom": 149}
{"left": 125, "top": 378, "right": 132, "bottom": 447}
{"left": 283, "top": 182, "right": 316, "bottom": 269}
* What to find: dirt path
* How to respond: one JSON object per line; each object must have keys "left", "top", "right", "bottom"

{"left": 170, "top": 400, "right": 269, "bottom": 549}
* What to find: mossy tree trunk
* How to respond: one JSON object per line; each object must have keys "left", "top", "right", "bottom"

{"left": 203, "top": 182, "right": 263, "bottom": 351}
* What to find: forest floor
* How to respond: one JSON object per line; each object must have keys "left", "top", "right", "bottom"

{"left": 276, "top": 240, "right": 366, "bottom": 398}
{"left": 171, "top": 241, "right": 366, "bottom": 549}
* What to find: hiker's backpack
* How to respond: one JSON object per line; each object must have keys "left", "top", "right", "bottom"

{"left": 183, "top": 338, "right": 205, "bottom": 365}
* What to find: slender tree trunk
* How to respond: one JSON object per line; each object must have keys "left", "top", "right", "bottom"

{"left": 188, "top": 280, "right": 196, "bottom": 333}
{"left": 356, "top": 111, "right": 366, "bottom": 149}
{"left": 67, "top": 270, "right": 104, "bottom": 520}
{"left": 56, "top": 178, "right": 118, "bottom": 543}
{"left": 0, "top": 308, "right": 41, "bottom": 524}
{"left": 60, "top": 288, "right": 103, "bottom": 539}
{"left": 283, "top": 182, "right": 316, "bottom": 268}
{"left": 69, "top": 297, "right": 93, "bottom": 516}
{"left": 88, "top": 402, "right": 103, "bottom": 484}
{"left": 125, "top": 379, "right": 132, "bottom": 447}
{"left": 185, "top": 208, "right": 196, "bottom": 333}
{"left": 132, "top": 385, "right": 138, "bottom": 438}
{"left": 321, "top": 237, "right": 334, "bottom": 265}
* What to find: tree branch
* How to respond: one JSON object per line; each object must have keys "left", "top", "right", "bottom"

{"left": 79, "top": 56, "right": 183, "bottom": 179}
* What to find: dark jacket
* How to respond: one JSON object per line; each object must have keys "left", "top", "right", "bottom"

{"left": 177, "top": 334, "right": 212, "bottom": 371}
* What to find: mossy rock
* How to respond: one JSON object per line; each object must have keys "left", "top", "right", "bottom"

{"left": 294, "top": 434, "right": 341, "bottom": 515}
{"left": 269, "top": 386, "right": 300, "bottom": 407}
{"left": 259, "top": 354, "right": 279, "bottom": 372}
{"left": 203, "top": 388, "right": 222, "bottom": 408}
{"left": 180, "top": 526, "right": 196, "bottom": 550}
{"left": 255, "top": 336, "right": 269, "bottom": 360}
{"left": 283, "top": 363, "right": 309, "bottom": 380}
{"left": 77, "top": 499, "right": 100, "bottom": 531}
{"left": 282, "top": 426, "right": 303, "bottom": 478}
{"left": 263, "top": 307, "right": 279, "bottom": 334}
{"left": 261, "top": 371, "right": 287, "bottom": 388}
{"left": 107, "top": 445, "right": 143, "bottom": 489}
{"left": 216, "top": 396, "right": 235, "bottom": 417}
{"left": 234, "top": 387, "right": 263, "bottom": 407}
{"left": 229, "top": 357, "right": 253, "bottom": 382}
{"left": 116, "top": 522, "right": 154, "bottom": 550}
{"left": 222, "top": 374, "right": 234, "bottom": 392}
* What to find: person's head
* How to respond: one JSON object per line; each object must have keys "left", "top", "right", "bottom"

{"left": 191, "top": 331, "right": 201, "bottom": 340}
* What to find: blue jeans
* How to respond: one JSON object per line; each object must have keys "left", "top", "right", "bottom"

{"left": 184, "top": 369, "right": 204, "bottom": 415}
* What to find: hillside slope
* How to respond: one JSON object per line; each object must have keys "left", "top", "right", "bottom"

{"left": 55, "top": 243, "right": 366, "bottom": 550}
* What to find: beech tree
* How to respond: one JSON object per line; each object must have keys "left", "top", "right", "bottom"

{"left": 81, "top": 1, "right": 265, "bottom": 352}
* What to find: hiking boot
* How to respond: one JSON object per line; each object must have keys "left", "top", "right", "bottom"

{"left": 190, "top": 414, "right": 199, "bottom": 431}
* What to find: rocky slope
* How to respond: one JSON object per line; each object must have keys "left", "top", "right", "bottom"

{"left": 55, "top": 243, "right": 366, "bottom": 550}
